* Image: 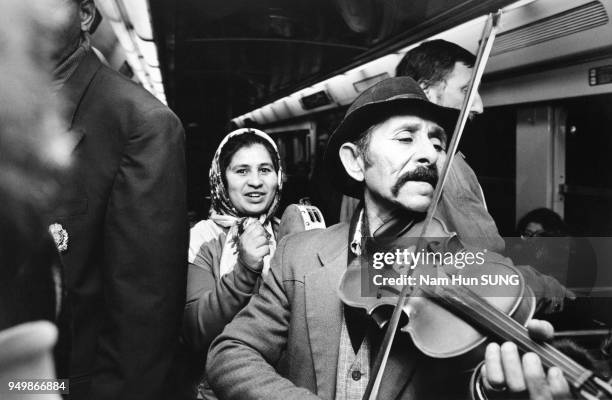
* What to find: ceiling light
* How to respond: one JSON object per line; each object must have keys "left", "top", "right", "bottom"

{"left": 118, "top": 0, "right": 153, "bottom": 40}
{"left": 135, "top": 36, "right": 159, "bottom": 67}
{"left": 109, "top": 20, "right": 135, "bottom": 52}
{"left": 95, "top": 0, "right": 122, "bottom": 21}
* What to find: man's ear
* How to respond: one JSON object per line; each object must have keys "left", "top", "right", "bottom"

{"left": 79, "top": 0, "right": 97, "bottom": 33}
{"left": 422, "top": 81, "right": 443, "bottom": 104}
{"left": 339, "top": 143, "right": 365, "bottom": 184}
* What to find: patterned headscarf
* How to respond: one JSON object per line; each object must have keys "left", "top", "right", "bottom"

{"left": 208, "top": 128, "right": 283, "bottom": 221}
{"left": 207, "top": 128, "right": 283, "bottom": 276}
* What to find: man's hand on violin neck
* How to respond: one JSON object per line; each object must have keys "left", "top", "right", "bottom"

{"left": 482, "top": 320, "right": 572, "bottom": 400}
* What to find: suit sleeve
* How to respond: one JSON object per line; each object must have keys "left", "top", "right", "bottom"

{"left": 94, "top": 106, "right": 188, "bottom": 400}
{"left": 439, "top": 154, "right": 505, "bottom": 254}
{"left": 183, "top": 239, "right": 261, "bottom": 353}
{"left": 206, "top": 237, "right": 323, "bottom": 400}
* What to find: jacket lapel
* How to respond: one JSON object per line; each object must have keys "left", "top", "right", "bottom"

{"left": 304, "top": 225, "right": 348, "bottom": 400}
{"left": 67, "top": 128, "right": 85, "bottom": 154}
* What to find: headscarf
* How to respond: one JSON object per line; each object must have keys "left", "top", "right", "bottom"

{"left": 208, "top": 128, "right": 283, "bottom": 276}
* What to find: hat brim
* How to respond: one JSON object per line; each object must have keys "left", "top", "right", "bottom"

{"left": 324, "top": 97, "right": 459, "bottom": 198}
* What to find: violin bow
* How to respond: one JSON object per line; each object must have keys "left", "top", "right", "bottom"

{"left": 363, "top": 11, "right": 502, "bottom": 400}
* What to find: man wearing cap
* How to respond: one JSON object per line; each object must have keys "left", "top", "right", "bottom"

{"left": 49, "top": 1, "right": 187, "bottom": 399}
{"left": 206, "top": 77, "right": 570, "bottom": 400}
{"left": 340, "top": 39, "right": 500, "bottom": 252}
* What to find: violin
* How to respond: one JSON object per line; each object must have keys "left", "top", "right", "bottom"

{"left": 339, "top": 216, "right": 534, "bottom": 358}
{"left": 336, "top": 11, "right": 612, "bottom": 400}
{"left": 338, "top": 216, "right": 612, "bottom": 399}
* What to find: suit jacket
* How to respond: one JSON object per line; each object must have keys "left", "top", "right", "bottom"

{"left": 207, "top": 223, "right": 476, "bottom": 400}
{"left": 54, "top": 50, "right": 188, "bottom": 400}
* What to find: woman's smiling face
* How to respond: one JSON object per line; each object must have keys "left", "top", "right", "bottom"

{"left": 225, "top": 143, "right": 278, "bottom": 216}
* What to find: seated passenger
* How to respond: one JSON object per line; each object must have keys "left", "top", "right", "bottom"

{"left": 183, "top": 128, "right": 283, "bottom": 399}
{"left": 510, "top": 208, "right": 599, "bottom": 330}
{"left": 514, "top": 208, "right": 596, "bottom": 293}
{"left": 206, "top": 77, "right": 571, "bottom": 400}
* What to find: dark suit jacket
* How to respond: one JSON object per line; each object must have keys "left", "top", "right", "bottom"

{"left": 207, "top": 223, "right": 475, "bottom": 400}
{"left": 54, "top": 50, "right": 188, "bottom": 400}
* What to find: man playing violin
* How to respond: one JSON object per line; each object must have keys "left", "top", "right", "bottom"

{"left": 206, "top": 77, "right": 571, "bottom": 400}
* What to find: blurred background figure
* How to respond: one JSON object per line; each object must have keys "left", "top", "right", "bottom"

{"left": 0, "top": 0, "right": 73, "bottom": 394}
{"left": 513, "top": 208, "right": 573, "bottom": 286}
{"left": 518, "top": 207, "right": 568, "bottom": 239}
{"left": 0, "top": 322, "right": 61, "bottom": 400}
{"left": 513, "top": 208, "right": 597, "bottom": 294}
{"left": 510, "top": 208, "right": 599, "bottom": 330}
{"left": 0, "top": 0, "right": 71, "bottom": 332}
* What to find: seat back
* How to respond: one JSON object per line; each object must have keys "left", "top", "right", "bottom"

{"left": 278, "top": 202, "right": 326, "bottom": 241}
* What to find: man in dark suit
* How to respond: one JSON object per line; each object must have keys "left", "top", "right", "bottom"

{"left": 206, "top": 78, "right": 571, "bottom": 400}
{"left": 49, "top": 1, "right": 188, "bottom": 399}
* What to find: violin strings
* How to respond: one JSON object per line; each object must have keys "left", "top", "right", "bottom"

{"left": 419, "top": 279, "right": 607, "bottom": 397}
{"left": 431, "top": 284, "right": 590, "bottom": 386}
{"left": 450, "top": 285, "right": 588, "bottom": 383}
{"left": 464, "top": 288, "right": 591, "bottom": 387}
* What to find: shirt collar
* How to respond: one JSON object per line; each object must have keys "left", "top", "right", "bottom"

{"left": 349, "top": 208, "right": 365, "bottom": 256}
{"left": 53, "top": 35, "right": 91, "bottom": 90}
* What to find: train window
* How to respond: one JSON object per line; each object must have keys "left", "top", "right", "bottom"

{"left": 271, "top": 129, "right": 311, "bottom": 178}
{"left": 563, "top": 93, "right": 612, "bottom": 236}
{"left": 270, "top": 128, "right": 314, "bottom": 210}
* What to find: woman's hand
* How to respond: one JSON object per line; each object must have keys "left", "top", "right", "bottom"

{"left": 482, "top": 320, "right": 571, "bottom": 400}
{"left": 237, "top": 221, "right": 271, "bottom": 273}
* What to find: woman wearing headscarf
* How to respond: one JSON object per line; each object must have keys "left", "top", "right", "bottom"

{"left": 182, "top": 128, "right": 283, "bottom": 399}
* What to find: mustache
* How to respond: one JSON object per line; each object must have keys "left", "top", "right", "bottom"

{"left": 391, "top": 165, "right": 438, "bottom": 197}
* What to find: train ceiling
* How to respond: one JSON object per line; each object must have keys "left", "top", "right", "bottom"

{"left": 150, "top": 0, "right": 516, "bottom": 128}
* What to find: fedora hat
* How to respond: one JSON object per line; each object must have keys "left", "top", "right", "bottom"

{"left": 324, "top": 77, "right": 459, "bottom": 198}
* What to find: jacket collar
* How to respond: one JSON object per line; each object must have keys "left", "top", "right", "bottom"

{"left": 59, "top": 49, "right": 102, "bottom": 130}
